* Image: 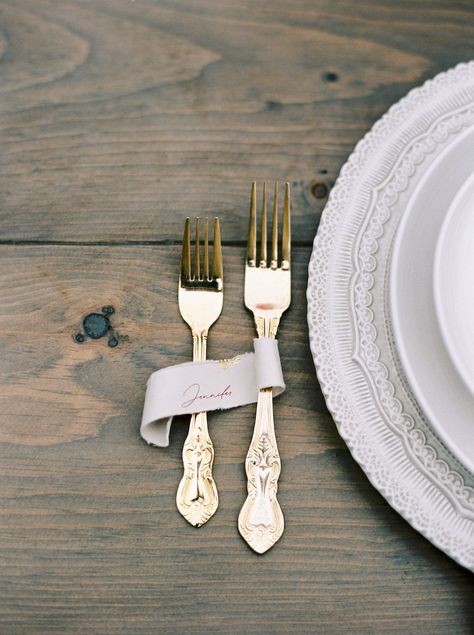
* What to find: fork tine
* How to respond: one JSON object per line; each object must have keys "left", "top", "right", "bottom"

{"left": 212, "top": 217, "right": 223, "bottom": 279}
{"left": 282, "top": 182, "right": 291, "bottom": 269}
{"left": 247, "top": 182, "right": 257, "bottom": 267}
{"left": 194, "top": 217, "right": 200, "bottom": 280}
{"left": 181, "top": 217, "right": 191, "bottom": 281}
{"left": 204, "top": 217, "right": 209, "bottom": 280}
{"left": 271, "top": 182, "right": 279, "bottom": 269}
{"left": 260, "top": 182, "right": 267, "bottom": 267}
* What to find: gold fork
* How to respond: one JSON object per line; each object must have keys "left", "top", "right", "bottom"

{"left": 238, "top": 182, "right": 291, "bottom": 553}
{"left": 176, "top": 217, "right": 223, "bottom": 527}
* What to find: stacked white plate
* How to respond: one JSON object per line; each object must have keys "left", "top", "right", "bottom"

{"left": 307, "top": 62, "right": 474, "bottom": 570}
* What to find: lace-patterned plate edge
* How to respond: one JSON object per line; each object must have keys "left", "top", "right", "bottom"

{"left": 307, "top": 62, "right": 474, "bottom": 571}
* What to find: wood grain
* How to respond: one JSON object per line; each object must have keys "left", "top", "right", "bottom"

{"left": 0, "top": 245, "right": 327, "bottom": 446}
{"left": 0, "top": 1, "right": 473, "bottom": 633}
{"left": 2, "top": 0, "right": 474, "bottom": 243}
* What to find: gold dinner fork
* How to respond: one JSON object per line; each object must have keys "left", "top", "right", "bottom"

{"left": 176, "top": 217, "right": 223, "bottom": 527}
{"left": 238, "top": 182, "right": 291, "bottom": 553}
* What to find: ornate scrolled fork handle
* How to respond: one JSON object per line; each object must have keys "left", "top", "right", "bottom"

{"left": 176, "top": 331, "right": 218, "bottom": 526}
{"left": 238, "top": 341, "right": 284, "bottom": 553}
{"left": 238, "top": 182, "right": 291, "bottom": 553}
{"left": 176, "top": 217, "right": 223, "bottom": 527}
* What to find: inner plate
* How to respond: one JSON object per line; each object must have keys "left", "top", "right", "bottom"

{"left": 390, "top": 124, "right": 474, "bottom": 473}
{"left": 434, "top": 171, "right": 474, "bottom": 397}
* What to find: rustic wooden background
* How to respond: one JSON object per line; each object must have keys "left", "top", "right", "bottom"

{"left": 0, "top": 1, "right": 473, "bottom": 633}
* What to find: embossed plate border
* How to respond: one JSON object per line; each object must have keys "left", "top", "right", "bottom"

{"left": 307, "top": 62, "right": 474, "bottom": 570}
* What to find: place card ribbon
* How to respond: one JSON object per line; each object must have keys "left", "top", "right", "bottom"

{"left": 141, "top": 338, "right": 285, "bottom": 447}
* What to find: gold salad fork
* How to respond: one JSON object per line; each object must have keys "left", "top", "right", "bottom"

{"left": 177, "top": 217, "right": 223, "bottom": 527}
{"left": 238, "top": 182, "right": 291, "bottom": 553}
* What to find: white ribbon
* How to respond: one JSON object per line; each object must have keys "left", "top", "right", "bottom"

{"left": 141, "top": 338, "right": 285, "bottom": 447}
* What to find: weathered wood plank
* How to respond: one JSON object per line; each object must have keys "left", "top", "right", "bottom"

{"left": 0, "top": 244, "right": 472, "bottom": 634}
{"left": 1, "top": 0, "right": 473, "bottom": 242}
{"left": 0, "top": 244, "right": 328, "bottom": 446}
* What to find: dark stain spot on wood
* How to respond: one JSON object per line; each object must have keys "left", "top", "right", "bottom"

{"left": 311, "top": 182, "right": 328, "bottom": 199}
{"left": 266, "top": 100, "right": 282, "bottom": 111}
{"left": 75, "top": 306, "right": 120, "bottom": 346}
{"left": 83, "top": 313, "right": 110, "bottom": 339}
{"left": 323, "top": 71, "right": 339, "bottom": 83}
{"left": 319, "top": 168, "right": 328, "bottom": 174}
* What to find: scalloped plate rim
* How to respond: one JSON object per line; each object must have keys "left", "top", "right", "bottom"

{"left": 307, "top": 61, "right": 474, "bottom": 571}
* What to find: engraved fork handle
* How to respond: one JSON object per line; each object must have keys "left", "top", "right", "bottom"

{"left": 238, "top": 316, "right": 284, "bottom": 553}
{"left": 176, "top": 331, "right": 218, "bottom": 527}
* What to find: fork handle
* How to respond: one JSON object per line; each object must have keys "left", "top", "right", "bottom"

{"left": 176, "top": 410, "right": 218, "bottom": 526}
{"left": 176, "top": 332, "right": 218, "bottom": 527}
{"left": 238, "top": 381, "right": 284, "bottom": 554}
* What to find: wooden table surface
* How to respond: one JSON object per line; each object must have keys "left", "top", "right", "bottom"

{"left": 1, "top": 1, "right": 473, "bottom": 633}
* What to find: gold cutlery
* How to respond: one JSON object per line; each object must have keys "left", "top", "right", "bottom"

{"left": 176, "top": 217, "right": 223, "bottom": 527}
{"left": 238, "top": 182, "right": 291, "bottom": 553}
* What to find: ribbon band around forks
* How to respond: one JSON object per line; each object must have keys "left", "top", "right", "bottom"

{"left": 141, "top": 337, "right": 285, "bottom": 447}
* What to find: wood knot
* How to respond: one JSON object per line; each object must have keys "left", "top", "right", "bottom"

{"left": 74, "top": 306, "right": 121, "bottom": 347}
{"left": 311, "top": 182, "right": 329, "bottom": 199}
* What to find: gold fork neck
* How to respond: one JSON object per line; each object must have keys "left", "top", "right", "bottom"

{"left": 192, "top": 331, "right": 208, "bottom": 361}
{"left": 254, "top": 315, "right": 281, "bottom": 338}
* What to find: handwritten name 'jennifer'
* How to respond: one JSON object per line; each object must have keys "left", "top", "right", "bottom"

{"left": 181, "top": 383, "right": 232, "bottom": 409}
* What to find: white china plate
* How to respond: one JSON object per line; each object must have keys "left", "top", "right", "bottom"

{"left": 307, "top": 62, "right": 474, "bottom": 570}
{"left": 390, "top": 126, "right": 474, "bottom": 474}
{"left": 434, "top": 171, "right": 474, "bottom": 398}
